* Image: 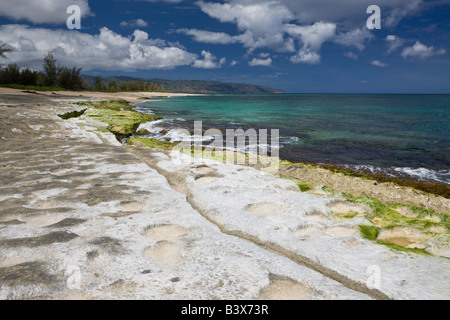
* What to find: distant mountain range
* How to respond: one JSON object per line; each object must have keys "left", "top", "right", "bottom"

{"left": 82, "top": 75, "right": 284, "bottom": 94}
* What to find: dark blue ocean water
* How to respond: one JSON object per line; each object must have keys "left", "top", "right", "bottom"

{"left": 137, "top": 94, "right": 450, "bottom": 184}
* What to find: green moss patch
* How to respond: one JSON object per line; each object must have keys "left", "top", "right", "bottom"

{"left": 316, "top": 163, "right": 449, "bottom": 199}
{"left": 295, "top": 181, "right": 313, "bottom": 192}
{"left": 358, "top": 225, "right": 432, "bottom": 255}
{"left": 359, "top": 225, "right": 380, "bottom": 241}
{"left": 75, "top": 100, "right": 134, "bottom": 111}
{"left": 58, "top": 109, "right": 87, "bottom": 120}
{"left": 342, "top": 194, "right": 449, "bottom": 234}
{"left": 75, "top": 100, "right": 163, "bottom": 140}
{"left": 376, "top": 241, "right": 431, "bottom": 256}
{"left": 280, "top": 160, "right": 450, "bottom": 199}
{"left": 341, "top": 191, "right": 450, "bottom": 255}
{"left": 128, "top": 137, "right": 176, "bottom": 151}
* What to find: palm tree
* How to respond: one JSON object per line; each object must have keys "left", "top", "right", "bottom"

{"left": 0, "top": 42, "right": 12, "bottom": 59}
{"left": 0, "top": 42, "right": 13, "bottom": 70}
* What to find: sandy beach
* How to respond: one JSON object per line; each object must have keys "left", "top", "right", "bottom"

{"left": 0, "top": 88, "right": 449, "bottom": 300}
{"left": 0, "top": 87, "right": 200, "bottom": 102}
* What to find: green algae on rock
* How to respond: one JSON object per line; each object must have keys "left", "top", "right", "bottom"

{"left": 75, "top": 100, "right": 163, "bottom": 140}
{"left": 58, "top": 109, "right": 87, "bottom": 120}
{"left": 294, "top": 180, "right": 313, "bottom": 193}
{"left": 336, "top": 193, "right": 450, "bottom": 255}
{"left": 127, "top": 137, "right": 176, "bottom": 151}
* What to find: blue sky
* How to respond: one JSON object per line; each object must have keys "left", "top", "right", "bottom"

{"left": 0, "top": 0, "right": 449, "bottom": 93}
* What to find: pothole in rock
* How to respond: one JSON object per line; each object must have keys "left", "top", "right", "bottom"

{"left": 293, "top": 224, "right": 325, "bottom": 239}
{"left": 377, "top": 227, "right": 431, "bottom": 249}
{"left": 23, "top": 213, "right": 68, "bottom": 228}
{"left": 45, "top": 218, "right": 87, "bottom": 228}
{"left": 245, "top": 202, "right": 287, "bottom": 215}
{"left": 305, "top": 209, "right": 328, "bottom": 221}
{"left": 144, "top": 241, "right": 186, "bottom": 268}
{"left": 258, "top": 277, "right": 312, "bottom": 300}
{"left": 145, "top": 224, "right": 189, "bottom": 241}
{"left": 195, "top": 166, "right": 216, "bottom": 175}
{"left": 326, "top": 226, "right": 360, "bottom": 237}
{"left": 119, "top": 201, "right": 148, "bottom": 212}
{"left": 195, "top": 176, "right": 218, "bottom": 184}
{"left": 328, "top": 201, "right": 368, "bottom": 217}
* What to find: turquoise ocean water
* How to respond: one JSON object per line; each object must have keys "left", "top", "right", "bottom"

{"left": 136, "top": 94, "right": 450, "bottom": 184}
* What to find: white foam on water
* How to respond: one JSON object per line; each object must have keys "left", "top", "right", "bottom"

{"left": 343, "top": 164, "right": 450, "bottom": 184}
{"left": 281, "top": 136, "right": 300, "bottom": 143}
{"left": 394, "top": 167, "right": 450, "bottom": 184}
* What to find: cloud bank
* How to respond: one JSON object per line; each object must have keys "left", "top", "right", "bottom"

{"left": 176, "top": 0, "right": 433, "bottom": 65}
{"left": 0, "top": 0, "right": 92, "bottom": 24}
{"left": 0, "top": 25, "right": 198, "bottom": 71}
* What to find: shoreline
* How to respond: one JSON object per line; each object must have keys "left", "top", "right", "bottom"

{"left": 0, "top": 87, "right": 202, "bottom": 103}
{"left": 66, "top": 96, "right": 449, "bottom": 214}
{"left": 131, "top": 95, "right": 450, "bottom": 200}
{"left": 0, "top": 89, "right": 449, "bottom": 300}
{"left": 2, "top": 87, "right": 448, "bottom": 201}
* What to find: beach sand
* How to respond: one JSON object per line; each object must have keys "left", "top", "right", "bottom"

{"left": 0, "top": 88, "right": 448, "bottom": 300}
{"left": 0, "top": 87, "right": 200, "bottom": 102}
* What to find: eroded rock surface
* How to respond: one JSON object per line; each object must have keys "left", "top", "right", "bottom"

{"left": 0, "top": 93, "right": 370, "bottom": 300}
{"left": 0, "top": 92, "right": 449, "bottom": 300}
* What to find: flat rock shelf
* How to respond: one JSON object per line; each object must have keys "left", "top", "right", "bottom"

{"left": 0, "top": 90, "right": 448, "bottom": 300}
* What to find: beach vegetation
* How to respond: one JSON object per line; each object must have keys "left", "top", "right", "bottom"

{"left": 0, "top": 42, "right": 12, "bottom": 59}
{"left": 0, "top": 42, "right": 13, "bottom": 69}
{"left": 85, "top": 75, "right": 165, "bottom": 93}
{"left": 0, "top": 52, "right": 87, "bottom": 90}
{"left": 0, "top": 52, "right": 166, "bottom": 93}
{"left": 43, "top": 52, "right": 58, "bottom": 87}
{"left": 56, "top": 66, "right": 85, "bottom": 90}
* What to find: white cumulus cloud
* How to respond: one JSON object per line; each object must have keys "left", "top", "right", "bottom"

{"left": 401, "top": 41, "right": 446, "bottom": 60}
{"left": 344, "top": 52, "right": 358, "bottom": 60}
{"left": 0, "top": 0, "right": 92, "bottom": 24}
{"left": 277, "top": 0, "right": 423, "bottom": 27}
{"left": 0, "top": 24, "right": 198, "bottom": 71}
{"left": 333, "top": 27, "right": 374, "bottom": 51}
{"left": 177, "top": 29, "right": 241, "bottom": 45}
{"left": 120, "top": 19, "right": 149, "bottom": 28}
{"left": 371, "top": 60, "right": 389, "bottom": 67}
{"left": 186, "top": 0, "right": 435, "bottom": 66}
{"left": 248, "top": 57, "right": 272, "bottom": 67}
{"left": 191, "top": 0, "right": 425, "bottom": 65}
{"left": 196, "top": 0, "right": 296, "bottom": 53}
{"left": 385, "top": 35, "right": 405, "bottom": 54}
{"left": 285, "top": 21, "right": 336, "bottom": 64}
{"left": 193, "top": 50, "right": 226, "bottom": 69}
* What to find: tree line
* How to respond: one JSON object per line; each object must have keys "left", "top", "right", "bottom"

{"left": 0, "top": 48, "right": 164, "bottom": 92}
{"left": 92, "top": 77, "right": 164, "bottom": 92}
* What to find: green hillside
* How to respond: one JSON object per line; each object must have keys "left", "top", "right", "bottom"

{"left": 82, "top": 75, "right": 284, "bottom": 94}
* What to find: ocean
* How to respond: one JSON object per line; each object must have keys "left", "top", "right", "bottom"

{"left": 135, "top": 94, "right": 450, "bottom": 184}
